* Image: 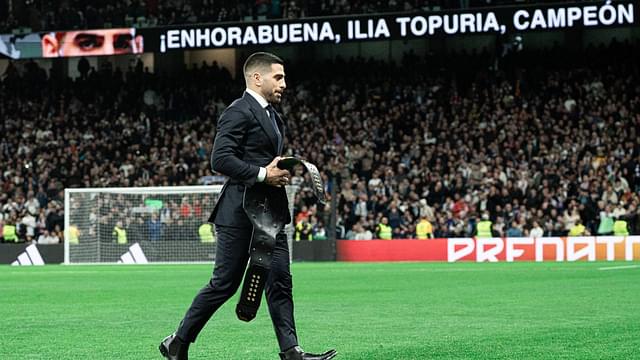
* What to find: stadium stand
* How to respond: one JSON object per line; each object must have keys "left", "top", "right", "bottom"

{"left": 1, "top": 0, "right": 597, "bottom": 32}
{"left": 0, "top": 39, "right": 639, "bottom": 243}
{"left": 290, "top": 39, "right": 640, "bottom": 240}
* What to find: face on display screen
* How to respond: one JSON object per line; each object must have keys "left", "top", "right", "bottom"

{"left": 42, "top": 28, "right": 144, "bottom": 57}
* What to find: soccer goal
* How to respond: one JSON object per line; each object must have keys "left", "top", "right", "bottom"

{"left": 64, "top": 185, "right": 298, "bottom": 264}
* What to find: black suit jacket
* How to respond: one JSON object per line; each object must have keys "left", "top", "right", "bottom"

{"left": 208, "top": 92, "right": 290, "bottom": 228}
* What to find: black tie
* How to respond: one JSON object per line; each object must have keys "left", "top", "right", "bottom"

{"left": 266, "top": 105, "right": 282, "bottom": 154}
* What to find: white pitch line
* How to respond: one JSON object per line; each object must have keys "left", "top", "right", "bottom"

{"left": 598, "top": 264, "right": 640, "bottom": 271}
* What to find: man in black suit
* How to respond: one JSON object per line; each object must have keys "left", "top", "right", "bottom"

{"left": 160, "top": 52, "right": 336, "bottom": 360}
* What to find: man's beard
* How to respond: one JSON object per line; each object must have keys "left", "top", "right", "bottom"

{"left": 269, "top": 91, "right": 282, "bottom": 103}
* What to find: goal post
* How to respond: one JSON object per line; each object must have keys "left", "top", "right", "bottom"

{"left": 64, "top": 185, "right": 298, "bottom": 264}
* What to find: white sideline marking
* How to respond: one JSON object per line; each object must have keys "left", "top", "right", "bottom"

{"left": 598, "top": 264, "right": 640, "bottom": 271}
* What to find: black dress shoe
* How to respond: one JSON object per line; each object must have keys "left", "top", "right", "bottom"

{"left": 159, "top": 333, "right": 189, "bottom": 360}
{"left": 279, "top": 346, "right": 337, "bottom": 360}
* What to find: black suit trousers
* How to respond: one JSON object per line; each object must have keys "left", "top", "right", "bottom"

{"left": 176, "top": 224, "right": 298, "bottom": 351}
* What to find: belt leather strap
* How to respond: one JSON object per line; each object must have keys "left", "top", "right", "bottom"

{"left": 236, "top": 158, "right": 326, "bottom": 322}
{"left": 236, "top": 186, "right": 286, "bottom": 322}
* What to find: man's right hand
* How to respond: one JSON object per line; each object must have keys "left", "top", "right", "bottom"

{"left": 264, "top": 156, "right": 291, "bottom": 187}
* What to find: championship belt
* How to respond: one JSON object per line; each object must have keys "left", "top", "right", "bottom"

{"left": 235, "top": 157, "right": 326, "bottom": 322}
{"left": 276, "top": 157, "right": 326, "bottom": 206}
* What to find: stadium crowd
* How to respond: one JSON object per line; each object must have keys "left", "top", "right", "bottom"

{"left": 288, "top": 41, "right": 640, "bottom": 240}
{"left": 0, "top": 56, "right": 235, "bottom": 243}
{"left": 0, "top": 39, "right": 639, "bottom": 244}
{"left": 1, "top": 0, "right": 597, "bottom": 33}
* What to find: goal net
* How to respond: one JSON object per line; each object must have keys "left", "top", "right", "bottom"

{"left": 64, "top": 185, "right": 298, "bottom": 264}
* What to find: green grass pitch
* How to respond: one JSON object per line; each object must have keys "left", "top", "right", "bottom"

{"left": 1, "top": 261, "right": 639, "bottom": 359}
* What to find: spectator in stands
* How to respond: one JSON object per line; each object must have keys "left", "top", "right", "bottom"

{"left": 505, "top": 221, "right": 523, "bottom": 238}
{"left": 37, "top": 229, "right": 60, "bottom": 244}
{"left": 20, "top": 210, "right": 37, "bottom": 243}
{"left": 295, "top": 205, "right": 310, "bottom": 224}
{"left": 416, "top": 214, "right": 433, "bottom": 239}
{"left": 312, "top": 219, "right": 328, "bottom": 240}
{"left": 3, "top": 218, "right": 18, "bottom": 243}
{"left": 613, "top": 217, "right": 629, "bottom": 236}
{"left": 148, "top": 213, "right": 162, "bottom": 241}
{"left": 376, "top": 217, "right": 392, "bottom": 240}
{"left": 568, "top": 219, "right": 588, "bottom": 236}
{"left": 295, "top": 216, "right": 313, "bottom": 241}
{"left": 476, "top": 213, "right": 492, "bottom": 238}
{"left": 529, "top": 221, "right": 543, "bottom": 238}
{"left": 353, "top": 223, "right": 373, "bottom": 240}
{"left": 493, "top": 217, "right": 506, "bottom": 238}
{"left": 113, "top": 221, "right": 127, "bottom": 244}
{"left": 24, "top": 191, "right": 40, "bottom": 215}
{"left": 563, "top": 207, "right": 581, "bottom": 235}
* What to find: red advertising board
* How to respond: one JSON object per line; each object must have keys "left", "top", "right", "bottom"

{"left": 336, "top": 236, "right": 640, "bottom": 262}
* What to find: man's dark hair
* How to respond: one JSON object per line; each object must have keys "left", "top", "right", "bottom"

{"left": 243, "top": 52, "right": 284, "bottom": 76}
